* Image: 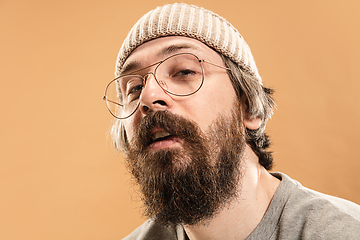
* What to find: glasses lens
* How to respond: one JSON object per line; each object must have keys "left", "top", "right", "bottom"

{"left": 104, "top": 53, "right": 205, "bottom": 119}
{"left": 105, "top": 76, "right": 143, "bottom": 119}
{"left": 155, "top": 53, "right": 204, "bottom": 96}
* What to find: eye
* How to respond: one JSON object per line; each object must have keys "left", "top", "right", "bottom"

{"left": 128, "top": 84, "right": 143, "bottom": 94}
{"left": 175, "top": 69, "right": 196, "bottom": 76}
{"left": 124, "top": 77, "right": 144, "bottom": 102}
{"left": 125, "top": 85, "right": 143, "bottom": 103}
{"left": 171, "top": 68, "right": 199, "bottom": 81}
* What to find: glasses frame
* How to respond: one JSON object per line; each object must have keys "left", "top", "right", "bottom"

{"left": 103, "top": 53, "right": 231, "bottom": 119}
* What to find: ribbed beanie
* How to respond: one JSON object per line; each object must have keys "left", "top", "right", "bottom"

{"left": 115, "top": 3, "right": 262, "bottom": 83}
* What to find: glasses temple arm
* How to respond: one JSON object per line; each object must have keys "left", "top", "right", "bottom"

{"left": 103, "top": 96, "right": 124, "bottom": 107}
{"left": 200, "top": 59, "right": 231, "bottom": 71}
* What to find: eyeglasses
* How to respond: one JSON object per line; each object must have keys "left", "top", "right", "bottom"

{"left": 103, "top": 53, "right": 230, "bottom": 119}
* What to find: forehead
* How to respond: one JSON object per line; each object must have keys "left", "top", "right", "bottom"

{"left": 120, "top": 36, "right": 222, "bottom": 75}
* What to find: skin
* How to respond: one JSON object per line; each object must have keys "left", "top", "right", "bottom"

{"left": 121, "top": 36, "right": 280, "bottom": 240}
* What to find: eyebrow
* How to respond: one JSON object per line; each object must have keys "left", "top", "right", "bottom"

{"left": 120, "top": 61, "right": 141, "bottom": 76}
{"left": 120, "top": 43, "right": 201, "bottom": 75}
{"left": 161, "top": 43, "right": 200, "bottom": 55}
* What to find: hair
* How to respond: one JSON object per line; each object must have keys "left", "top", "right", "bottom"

{"left": 110, "top": 53, "right": 275, "bottom": 170}
{"left": 221, "top": 55, "right": 275, "bottom": 170}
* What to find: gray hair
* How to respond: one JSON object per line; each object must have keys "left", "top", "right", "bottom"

{"left": 221, "top": 55, "right": 275, "bottom": 170}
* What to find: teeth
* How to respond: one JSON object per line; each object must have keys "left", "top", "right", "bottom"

{"left": 153, "top": 131, "right": 171, "bottom": 141}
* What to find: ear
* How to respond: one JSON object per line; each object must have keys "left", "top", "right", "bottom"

{"left": 240, "top": 94, "right": 262, "bottom": 130}
{"left": 243, "top": 116, "right": 262, "bottom": 130}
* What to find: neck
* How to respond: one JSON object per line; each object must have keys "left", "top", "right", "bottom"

{"left": 183, "top": 145, "right": 280, "bottom": 240}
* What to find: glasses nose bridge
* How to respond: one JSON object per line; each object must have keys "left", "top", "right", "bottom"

{"left": 142, "top": 58, "right": 165, "bottom": 86}
{"left": 142, "top": 72, "right": 156, "bottom": 89}
{"left": 142, "top": 71, "right": 168, "bottom": 91}
{"left": 143, "top": 72, "right": 156, "bottom": 84}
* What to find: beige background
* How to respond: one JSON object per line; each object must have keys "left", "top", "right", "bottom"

{"left": 1, "top": 0, "right": 359, "bottom": 239}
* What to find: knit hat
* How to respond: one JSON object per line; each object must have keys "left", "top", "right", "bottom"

{"left": 115, "top": 3, "right": 261, "bottom": 83}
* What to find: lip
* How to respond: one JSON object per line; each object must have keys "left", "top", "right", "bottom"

{"left": 149, "top": 127, "right": 183, "bottom": 150}
{"left": 149, "top": 135, "right": 183, "bottom": 150}
{"left": 150, "top": 126, "right": 167, "bottom": 135}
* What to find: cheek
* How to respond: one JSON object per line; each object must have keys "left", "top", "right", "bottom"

{"left": 123, "top": 112, "right": 142, "bottom": 142}
{"left": 179, "top": 94, "right": 237, "bottom": 132}
{"left": 211, "top": 80, "right": 238, "bottom": 113}
{"left": 192, "top": 83, "right": 237, "bottom": 128}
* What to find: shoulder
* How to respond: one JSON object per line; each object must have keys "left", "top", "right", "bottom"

{"left": 275, "top": 172, "right": 360, "bottom": 238}
{"left": 280, "top": 172, "right": 360, "bottom": 220}
{"left": 123, "top": 219, "right": 185, "bottom": 240}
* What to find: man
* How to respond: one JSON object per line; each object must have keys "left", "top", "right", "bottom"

{"left": 103, "top": 3, "right": 360, "bottom": 239}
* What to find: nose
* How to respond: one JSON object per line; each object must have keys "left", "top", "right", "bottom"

{"left": 139, "top": 73, "right": 171, "bottom": 115}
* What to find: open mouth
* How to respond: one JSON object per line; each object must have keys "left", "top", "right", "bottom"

{"left": 152, "top": 130, "right": 172, "bottom": 142}
{"left": 149, "top": 128, "right": 182, "bottom": 149}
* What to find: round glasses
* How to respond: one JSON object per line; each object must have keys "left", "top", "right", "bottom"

{"left": 103, "top": 53, "right": 230, "bottom": 119}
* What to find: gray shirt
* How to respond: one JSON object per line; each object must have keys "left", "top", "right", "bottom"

{"left": 123, "top": 172, "right": 360, "bottom": 239}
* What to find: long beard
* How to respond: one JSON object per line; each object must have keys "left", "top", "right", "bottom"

{"left": 125, "top": 105, "right": 245, "bottom": 226}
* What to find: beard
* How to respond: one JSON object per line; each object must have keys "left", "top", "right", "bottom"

{"left": 124, "top": 103, "right": 246, "bottom": 227}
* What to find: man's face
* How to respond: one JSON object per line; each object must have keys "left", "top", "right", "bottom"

{"left": 120, "top": 36, "right": 245, "bottom": 225}
{"left": 121, "top": 36, "right": 238, "bottom": 147}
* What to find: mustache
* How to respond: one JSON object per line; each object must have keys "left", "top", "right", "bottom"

{"left": 133, "top": 110, "right": 204, "bottom": 149}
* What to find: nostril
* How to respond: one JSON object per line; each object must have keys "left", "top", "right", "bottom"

{"left": 140, "top": 100, "right": 168, "bottom": 115}
{"left": 142, "top": 105, "right": 150, "bottom": 113}
{"left": 154, "top": 100, "right": 167, "bottom": 106}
